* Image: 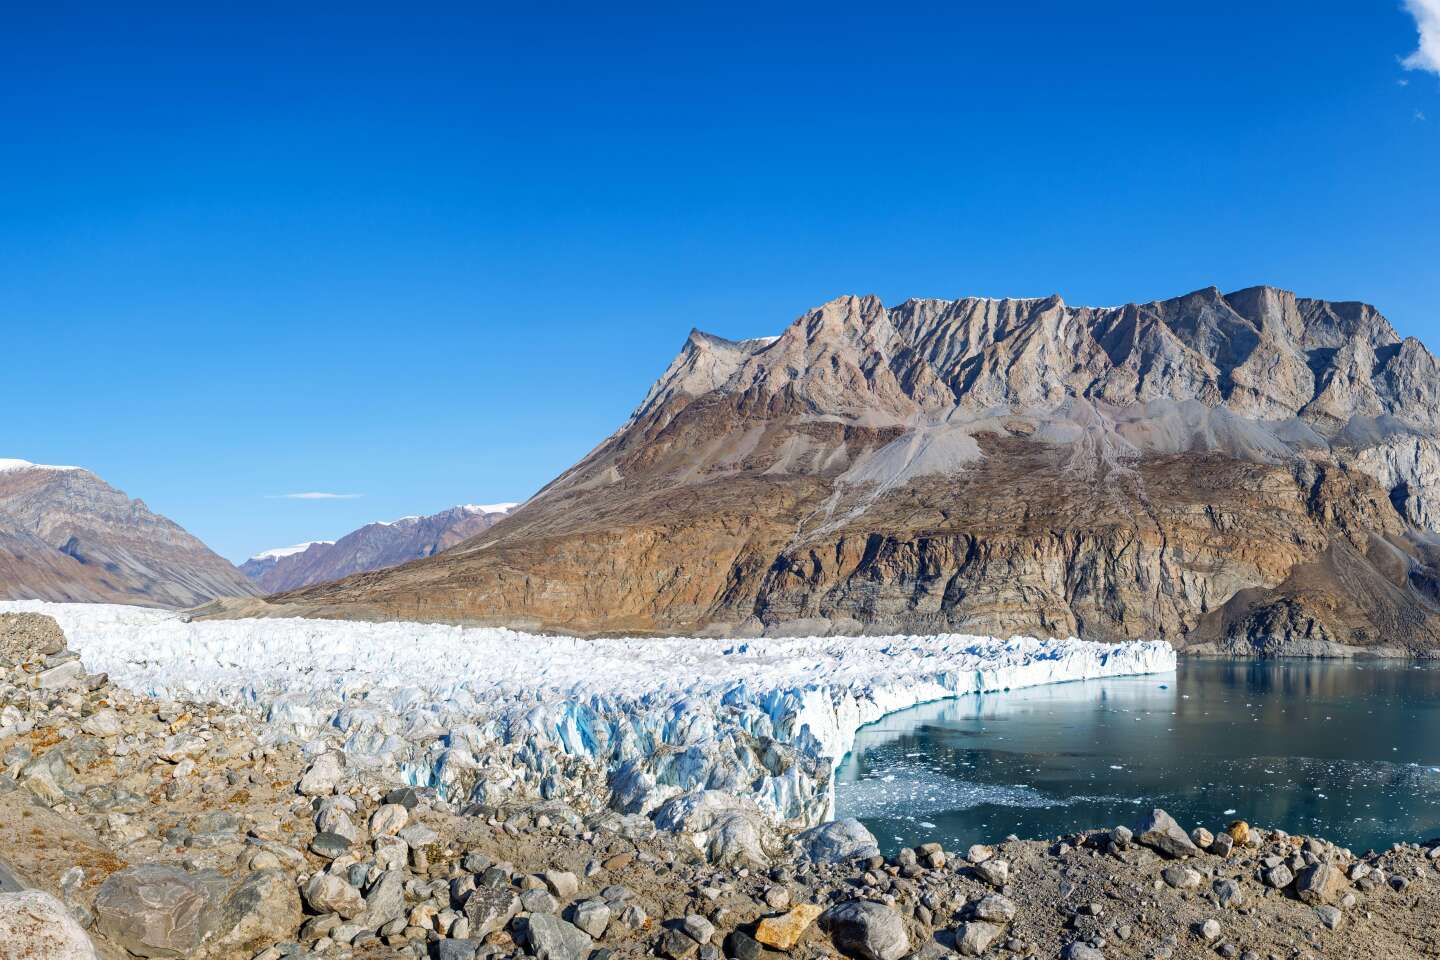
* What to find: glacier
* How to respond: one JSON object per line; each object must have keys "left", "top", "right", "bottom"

{"left": 1, "top": 600, "right": 1175, "bottom": 833}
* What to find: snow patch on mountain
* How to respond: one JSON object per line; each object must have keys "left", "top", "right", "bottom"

{"left": 0, "top": 600, "right": 1175, "bottom": 826}
{"left": 0, "top": 458, "right": 82, "bottom": 473}
{"left": 461, "top": 502, "right": 520, "bottom": 514}
{"left": 250, "top": 541, "right": 334, "bottom": 562}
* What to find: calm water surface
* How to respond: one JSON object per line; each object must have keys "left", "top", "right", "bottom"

{"left": 834, "top": 659, "right": 1440, "bottom": 856}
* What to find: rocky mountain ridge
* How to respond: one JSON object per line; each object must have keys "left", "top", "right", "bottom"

{"left": 240, "top": 503, "right": 518, "bottom": 594}
{"left": 0, "top": 459, "right": 257, "bottom": 607}
{"left": 269, "top": 286, "right": 1440, "bottom": 655}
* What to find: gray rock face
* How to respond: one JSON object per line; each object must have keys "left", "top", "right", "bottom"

{"left": 520, "top": 913, "right": 592, "bottom": 960}
{"left": 0, "top": 889, "right": 98, "bottom": 960}
{"left": 820, "top": 900, "right": 911, "bottom": 960}
{"left": 1134, "top": 809, "right": 1200, "bottom": 859}
{"left": 797, "top": 819, "right": 881, "bottom": 862}
{"left": 93, "top": 864, "right": 219, "bottom": 959}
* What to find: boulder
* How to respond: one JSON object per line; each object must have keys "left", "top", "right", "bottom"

{"left": 955, "top": 920, "right": 1003, "bottom": 956}
{"left": 520, "top": 913, "right": 592, "bottom": 960}
{"left": 1295, "top": 862, "right": 1345, "bottom": 905}
{"left": 796, "top": 819, "right": 881, "bottom": 863}
{"left": 974, "top": 859, "right": 1009, "bottom": 886}
{"left": 652, "top": 791, "right": 776, "bottom": 864}
{"left": 463, "top": 886, "right": 519, "bottom": 939}
{"left": 80, "top": 709, "right": 123, "bottom": 738}
{"left": 1161, "top": 865, "right": 1201, "bottom": 890}
{"left": 360, "top": 870, "right": 406, "bottom": 927}
{"left": 93, "top": 864, "right": 220, "bottom": 958}
{"left": 302, "top": 873, "right": 365, "bottom": 919}
{"left": 542, "top": 870, "right": 579, "bottom": 900}
{"left": 0, "top": 889, "right": 98, "bottom": 960}
{"left": 368, "top": 804, "right": 409, "bottom": 837}
{"left": 298, "top": 751, "right": 345, "bottom": 796}
{"left": 754, "top": 903, "right": 823, "bottom": 950}
{"left": 819, "top": 900, "right": 910, "bottom": 960}
{"left": 967, "top": 894, "right": 1016, "bottom": 923}
{"left": 1213, "top": 878, "right": 1245, "bottom": 909}
{"left": 206, "top": 870, "right": 301, "bottom": 958}
{"left": 569, "top": 898, "right": 610, "bottom": 938}
{"left": 1133, "top": 809, "right": 1199, "bottom": 859}
{"left": 682, "top": 913, "right": 716, "bottom": 944}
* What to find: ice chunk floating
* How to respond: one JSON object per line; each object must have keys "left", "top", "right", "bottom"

{"left": 2, "top": 601, "right": 1174, "bottom": 827}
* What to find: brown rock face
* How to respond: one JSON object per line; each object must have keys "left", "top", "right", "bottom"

{"left": 269, "top": 286, "right": 1440, "bottom": 655}
{"left": 0, "top": 461, "right": 256, "bottom": 607}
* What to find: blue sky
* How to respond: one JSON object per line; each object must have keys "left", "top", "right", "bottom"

{"left": 3, "top": 2, "right": 1438, "bottom": 563}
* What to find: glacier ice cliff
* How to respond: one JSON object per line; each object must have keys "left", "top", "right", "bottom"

{"left": 1, "top": 601, "right": 1174, "bottom": 835}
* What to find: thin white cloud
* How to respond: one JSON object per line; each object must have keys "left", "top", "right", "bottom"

{"left": 268, "top": 492, "right": 364, "bottom": 500}
{"left": 1404, "top": 0, "right": 1440, "bottom": 75}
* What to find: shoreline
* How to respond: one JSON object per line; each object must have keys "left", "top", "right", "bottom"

{"left": 3, "top": 608, "right": 1438, "bottom": 959}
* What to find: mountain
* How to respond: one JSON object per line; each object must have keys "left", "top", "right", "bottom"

{"left": 240, "top": 503, "right": 518, "bottom": 593}
{"left": 0, "top": 459, "right": 258, "bottom": 606}
{"left": 265, "top": 286, "right": 1440, "bottom": 655}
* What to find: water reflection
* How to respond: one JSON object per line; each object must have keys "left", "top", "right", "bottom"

{"left": 834, "top": 660, "right": 1440, "bottom": 856}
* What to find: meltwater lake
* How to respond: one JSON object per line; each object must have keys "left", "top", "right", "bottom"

{"left": 834, "top": 658, "right": 1440, "bottom": 856}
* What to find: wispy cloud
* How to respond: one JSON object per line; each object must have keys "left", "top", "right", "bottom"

{"left": 268, "top": 492, "right": 364, "bottom": 500}
{"left": 1404, "top": 0, "right": 1440, "bottom": 75}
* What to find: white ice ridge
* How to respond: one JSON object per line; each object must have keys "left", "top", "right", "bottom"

{"left": 1, "top": 601, "right": 1175, "bottom": 829}
{"left": 0, "top": 458, "right": 81, "bottom": 473}
{"left": 461, "top": 502, "right": 519, "bottom": 514}
{"left": 250, "top": 541, "right": 333, "bottom": 561}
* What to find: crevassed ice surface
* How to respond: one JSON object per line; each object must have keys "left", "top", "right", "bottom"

{"left": 2, "top": 601, "right": 1174, "bottom": 827}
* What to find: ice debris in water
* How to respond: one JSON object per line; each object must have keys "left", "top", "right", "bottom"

{"left": 0, "top": 600, "right": 1175, "bottom": 828}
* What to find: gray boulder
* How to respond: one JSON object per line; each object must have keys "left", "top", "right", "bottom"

{"left": 93, "top": 864, "right": 220, "bottom": 958}
{"left": 360, "top": 869, "right": 406, "bottom": 927}
{"left": 521, "top": 913, "right": 592, "bottom": 960}
{"left": 1132, "top": 809, "right": 1199, "bottom": 859}
{"left": 206, "top": 870, "right": 301, "bottom": 957}
{"left": 797, "top": 819, "right": 881, "bottom": 863}
{"left": 569, "top": 898, "right": 611, "bottom": 938}
{"left": 0, "top": 889, "right": 98, "bottom": 960}
{"left": 1295, "top": 861, "right": 1345, "bottom": 905}
{"left": 302, "top": 873, "right": 365, "bottom": 919}
{"left": 298, "top": 751, "right": 346, "bottom": 796}
{"left": 819, "top": 900, "right": 910, "bottom": 960}
{"left": 463, "top": 886, "right": 519, "bottom": 938}
{"left": 955, "top": 920, "right": 1003, "bottom": 956}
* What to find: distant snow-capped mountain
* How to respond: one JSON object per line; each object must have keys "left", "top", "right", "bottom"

{"left": 240, "top": 503, "right": 519, "bottom": 593}
{"left": 0, "top": 458, "right": 258, "bottom": 606}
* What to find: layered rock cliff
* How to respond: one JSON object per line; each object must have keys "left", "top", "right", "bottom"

{"left": 0, "top": 459, "right": 257, "bottom": 606}
{"left": 269, "top": 287, "right": 1440, "bottom": 655}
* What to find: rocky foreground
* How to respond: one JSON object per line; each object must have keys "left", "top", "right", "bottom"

{"left": 3, "top": 613, "right": 1439, "bottom": 960}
